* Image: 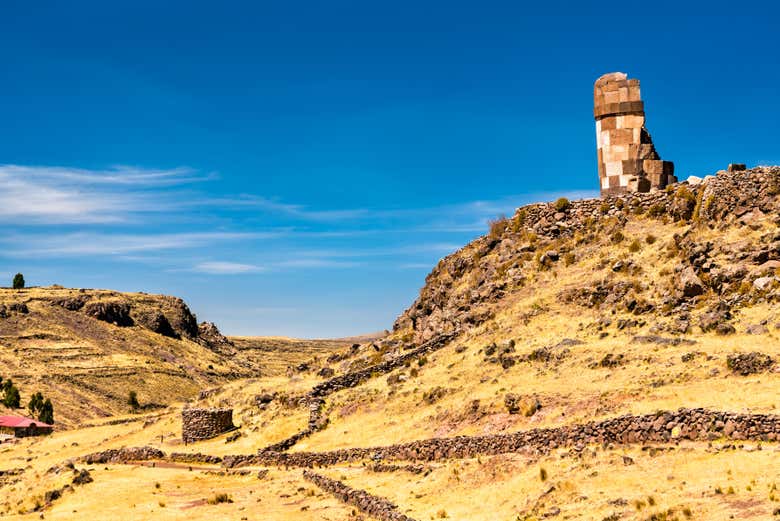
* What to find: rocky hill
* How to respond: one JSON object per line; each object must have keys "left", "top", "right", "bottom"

{"left": 0, "top": 287, "right": 252, "bottom": 427}
{"left": 3, "top": 166, "right": 780, "bottom": 520}
{"left": 396, "top": 166, "right": 780, "bottom": 344}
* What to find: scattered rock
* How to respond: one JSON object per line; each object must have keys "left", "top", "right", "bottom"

{"left": 746, "top": 324, "right": 769, "bottom": 335}
{"left": 504, "top": 394, "right": 541, "bottom": 416}
{"left": 318, "top": 367, "right": 335, "bottom": 378}
{"left": 726, "top": 353, "right": 775, "bottom": 376}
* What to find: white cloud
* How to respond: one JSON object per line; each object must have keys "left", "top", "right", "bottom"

{"left": 275, "top": 258, "right": 361, "bottom": 269}
{"left": 0, "top": 164, "right": 204, "bottom": 224}
{"left": 0, "top": 231, "right": 267, "bottom": 256}
{"left": 191, "top": 261, "right": 265, "bottom": 274}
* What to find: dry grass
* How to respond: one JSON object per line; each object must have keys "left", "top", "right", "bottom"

{"left": 2, "top": 211, "right": 780, "bottom": 519}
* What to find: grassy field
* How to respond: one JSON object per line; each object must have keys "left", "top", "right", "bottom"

{"left": 2, "top": 198, "right": 780, "bottom": 519}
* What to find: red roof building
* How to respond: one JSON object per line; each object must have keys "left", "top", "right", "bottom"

{"left": 0, "top": 415, "right": 53, "bottom": 438}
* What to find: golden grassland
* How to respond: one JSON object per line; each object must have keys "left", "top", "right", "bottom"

{"left": 2, "top": 212, "right": 780, "bottom": 519}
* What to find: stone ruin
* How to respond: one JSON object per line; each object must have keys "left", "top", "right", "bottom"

{"left": 181, "top": 407, "right": 235, "bottom": 444}
{"left": 594, "top": 72, "right": 676, "bottom": 196}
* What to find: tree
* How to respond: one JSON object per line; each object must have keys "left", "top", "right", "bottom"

{"left": 128, "top": 390, "right": 140, "bottom": 411}
{"left": 28, "top": 392, "right": 44, "bottom": 417}
{"left": 12, "top": 273, "right": 25, "bottom": 289}
{"left": 38, "top": 399, "right": 54, "bottom": 425}
{"left": 2, "top": 382, "right": 20, "bottom": 409}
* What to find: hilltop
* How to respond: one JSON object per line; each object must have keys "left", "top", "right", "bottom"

{"left": 0, "top": 287, "right": 353, "bottom": 428}
{"left": 2, "top": 167, "right": 780, "bottom": 520}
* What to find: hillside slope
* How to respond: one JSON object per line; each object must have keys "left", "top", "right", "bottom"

{"left": 0, "top": 287, "right": 251, "bottom": 427}
{"left": 3, "top": 167, "right": 780, "bottom": 520}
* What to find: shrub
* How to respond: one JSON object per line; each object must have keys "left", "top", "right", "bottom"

{"left": 28, "top": 392, "right": 44, "bottom": 417}
{"left": 488, "top": 215, "right": 509, "bottom": 239}
{"left": 12, "top": 273, "right": 24, "bottom": 289}
{"left": 628, "top": 239, "right": 642, "bottom": 253}
{"left": 599, "top": 202, "right": 611, "bottom": 214}
{"left": 645, "top": 234, "right": 657, "bottom": 245}
{"left": 207, "top": 493, "right": 233, "bottom": 504}
{"left": 611, "top": 230, "right": 625, "bottom": 243}
{"left": 27, "top": 392, "right": 53, "bottom": 423}
{"left": 39, "top": 399, "right": 54, "bottom": 425}
{"left": 128, "top": 390, "right": 140, "bottom": 411}
{"left": 554, "top": 197, "right": 571, "bottom": 212}
{"left": 563, "top": 252, "right": 576, "bottom": 266}
{"left": 2, "top": 380, "right": 20, "bottom": 408}
{"left": 646, "top": 203, "right": 665, "bottom": 218}
{"left": 539, "top": 468, "right": 548, "bottom": 481}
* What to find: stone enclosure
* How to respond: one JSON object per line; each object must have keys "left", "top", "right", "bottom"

{"left": 595, "top": 72, "right": 676, "bottom": 195}
{"left": 181, "top": 408, "right": 235, "bottom": 444}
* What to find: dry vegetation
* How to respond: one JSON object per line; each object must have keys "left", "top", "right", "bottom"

{"left": 3, "top": 179, "right": 780, "bottom": 519}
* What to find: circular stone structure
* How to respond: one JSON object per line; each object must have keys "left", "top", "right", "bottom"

{"left": 181, "top": 407, "right": 235, "bottom": 443}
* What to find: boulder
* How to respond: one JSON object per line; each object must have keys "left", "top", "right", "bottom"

{"left": 678, "top": 266, "right": 705, "bottom": 298}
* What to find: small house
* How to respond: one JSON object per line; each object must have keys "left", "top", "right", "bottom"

{"left": 0, "top": 415, "right": 53, "bottom": 438}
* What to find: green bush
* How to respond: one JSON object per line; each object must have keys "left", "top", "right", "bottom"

{"left": 28, "top": 392, "right": 44, "bottom": 416}
{"left": 2, "top": 379, "right": 20, "bottom": 409}
{"left": 554, "top": 197, "right": 571, "bottom": 212}
{"left": 39, "top": 399, "right": 54, "bottom": 425}
{"left": 12, "top": 273, "right": 24, "bottom": 289}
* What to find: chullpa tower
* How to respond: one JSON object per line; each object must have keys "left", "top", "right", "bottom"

{"left": 594, "top": 72, "right": 676, "bottom": 196}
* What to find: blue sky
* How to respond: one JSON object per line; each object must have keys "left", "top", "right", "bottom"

{"left": 0, "top": 1, "right": 777, "bottom": 337}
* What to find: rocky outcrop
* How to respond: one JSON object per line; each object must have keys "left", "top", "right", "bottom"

{"left": 50, "top": 295, "right": 89, "bottom": 311}
{"left": 135, "top": 310, "right": 178, "bottom": 338}
{"left": 84, "top": 301, "right": 134, "bottom": 327}
{"left": 303, "top": 471, "right": 418, "bottom": 521}
{"left": 182, "top": 408, "right": 235, "bottom": 443}
{"left": 197, "top": 321, "right": 235, "bottom": 354}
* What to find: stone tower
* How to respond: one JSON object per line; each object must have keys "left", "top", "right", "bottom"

{"left": 594, "top": 72, "right": 676, "bottom": 196}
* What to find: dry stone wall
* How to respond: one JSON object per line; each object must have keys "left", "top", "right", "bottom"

{"left": 182, "top": 408, "right": 235, "bottom": 443}
{"left": 80, "top": 446, "right": 164, "bottom": 464}
{"left": 225, "top": 408, "right": 780, "bottom": 468}
{"left": 259, "top": 332, "right": 458, "bottom": 453}
{"left": 303, "top": 471, "right": 418, "bottom": 521}
{"left": 594, "top": 72, "right": 676, "bottom": 195}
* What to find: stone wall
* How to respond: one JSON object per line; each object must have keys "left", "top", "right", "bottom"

{"left": 258, "top": 333, "right": 458, "bottom": 453}
{"left": 224, "top": 408, "right": 780, "bottom": 468}
{"left": 80, "top": 446, "right": 164, "bottom": 464}
{"left": 303, "top": 471, "right": 418, "bottom": 521}
{"left": 181, "top": 408, "right": 235, "bottom": 444}
{"left": 594, "top": 72, "right": 676, "bottom": 195}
